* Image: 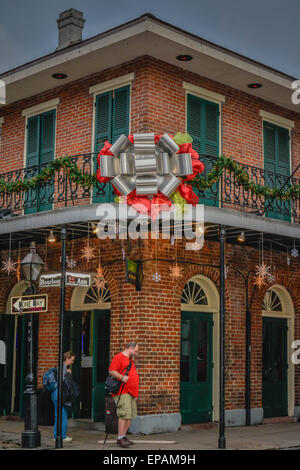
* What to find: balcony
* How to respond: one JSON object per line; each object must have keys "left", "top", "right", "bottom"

{"left": 0, "top": 153, "right": 299, "bottom": 224}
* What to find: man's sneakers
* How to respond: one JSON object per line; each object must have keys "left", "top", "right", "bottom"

{"left": 117, "top": 436, "right": 134, "bottom": 447}
{"left": 53, "top": 436, "right": 73, "bottom": 443}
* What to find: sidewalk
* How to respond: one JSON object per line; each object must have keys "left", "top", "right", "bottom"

{"left": 1, "top": 417, "right": 300, "bottom": 450}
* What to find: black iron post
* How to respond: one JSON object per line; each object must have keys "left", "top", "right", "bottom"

{"left": 55, "top": 225, "right": 67, "bottom": 449}
{"left": 21, "top": 293, "right": 41, "bottom": 448}
{"left": 218, "top": 225, "right": 226, "bottom": 449}
{"left": 245, "top": 281, "right": 251, "bottom": 426}
{"left": 21, "top": 242, "right": 44, "bottom": 449}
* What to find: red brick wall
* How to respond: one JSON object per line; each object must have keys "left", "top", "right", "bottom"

{"left": 1, "top": 56, "right": 300, "bottom": 176}
{"left": 1, "top": 233, "right": 299, "bottom": 416}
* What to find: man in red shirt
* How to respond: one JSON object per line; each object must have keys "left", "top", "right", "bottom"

{"left": 108, "top": 342, "right": 139, "bottom": 448}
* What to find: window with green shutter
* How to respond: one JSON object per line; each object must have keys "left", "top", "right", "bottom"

{"left": 263, "top": 121, "right": 291, "bottom": 221}
{"left": 93, "top": 85, "right": 130, "bottom": 203}
{"left": 187, "top": 94, "right": 219, "bottom": 207}
{"left": 24, "top": 109, "right": 56, "bottom": 214}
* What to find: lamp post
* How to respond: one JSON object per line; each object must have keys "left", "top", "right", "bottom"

{"left": 21, "top": 241, "right": 44, "bottom": 448}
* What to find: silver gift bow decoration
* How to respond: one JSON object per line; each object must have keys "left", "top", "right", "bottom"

{"left": 99, "top": 133, "right": 193, "bottom": 197}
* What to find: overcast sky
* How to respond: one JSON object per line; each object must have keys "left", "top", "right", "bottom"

{"left": 0, "top": 0, "right": 299, "bottom": 77}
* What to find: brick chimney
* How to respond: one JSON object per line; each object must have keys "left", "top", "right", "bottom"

{"left": 56, "top": 8, "right": 85, "bottom": 51}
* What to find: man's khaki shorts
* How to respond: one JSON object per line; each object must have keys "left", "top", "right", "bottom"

{"left": 113, "top": 393, "right": 137, "bottom": 420}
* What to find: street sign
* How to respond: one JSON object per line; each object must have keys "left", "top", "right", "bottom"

{"left": 65, "top": 272, "right": 91, "bottom": 287}
{"left": 39, "top": 273, "right": 61, "bottom": 288}
{"left": 11, "top": 294, "right": 48, "bottom": 314}
{"left": 39, "top": 272, "right": 91, "bottom": 288}
{"left": 126, "top": 259, "right": 143, "bottom": 291}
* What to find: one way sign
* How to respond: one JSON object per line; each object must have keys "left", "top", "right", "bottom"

{"left": 11, "top": 294, "right": 48, "bottom": 314}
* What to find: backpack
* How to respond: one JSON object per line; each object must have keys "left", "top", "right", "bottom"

{"left": 105, "top": 361, "right": 132, "bottom": 395}
{"left": 63, "top": 373, "right": 80, "bottom": 404}
{"left": 43, "top": 368, "right": 58, "bottom": 392}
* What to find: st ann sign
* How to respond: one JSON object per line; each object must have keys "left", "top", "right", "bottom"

{"left": 11, "top": 294, "right": 48, "bottom": 314}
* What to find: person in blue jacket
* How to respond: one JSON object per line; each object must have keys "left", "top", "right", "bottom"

{"left": 51, "top": 351, "right": 76, "bottom": 443}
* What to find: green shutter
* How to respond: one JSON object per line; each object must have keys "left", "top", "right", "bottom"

{"left": 263, "top": 122, "right": 291, "bottom": 221}
{"left": 93, "top": 86, "right": 130, "bottom": 203}
{"left": 25, "top": 116, "right": 40, "bottom": 213}
{"left": 39, "top": 110, "right": 55, "bottom": 211}
{"left": 25, "top": 110, "right": 55, "bottom": 213}
{"left": 94, "top": 92, "right": 112, "bottom": 154}
{"left": 112, "top": 85, "right": 130, "bottom": 143}
{"left": 26, "top": 116, "right": 40, "bottom": 168}
{"left": 187, "top": 94, "right": 219, "bottom": 207}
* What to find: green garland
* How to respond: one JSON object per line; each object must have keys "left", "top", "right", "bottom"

{"left": 0, "top": 156, "right": 97, "bottom": 194}
{"left": 190, "top": 154, "right": 300, "bottom": 201}
{"left": 0, "top": 154, "right": 299, "bottom": 201}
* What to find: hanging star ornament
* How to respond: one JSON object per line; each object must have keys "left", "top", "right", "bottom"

{"left": 81, "top": 244, "right": 96, "bottom": 262}
{"left": 255, "top": 263, "right": 271, "bottom": 279}
{"left": 169, "top": 264, "right": 183, "bottom": 279}
{"left": 67, "top": 258, "right": 77, "bottom": 269}
{"left": 253, "top": 274, "right": 268, "bottom": 289}
{"left": 2, "top": 257, "right": 17, "bottom": 275}
{"left": 93, "top": 277, "right": 106, "bottom": 293}
{"left": 291, "top": 248, "right": 299, "bottom": 258}
{"left": 152, "top": 272, "right": 161, "bottom": 282}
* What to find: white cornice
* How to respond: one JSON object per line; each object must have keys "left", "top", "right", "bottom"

{"left": 259, "top": 110, "right": 295, "bottom": 130}
{"left": 22, "top": 98, "right": 60, "bottom": 117}
{"left": 183, "top": 81, "right": 226, "bottom": 104}
{"left": 89, "top": 73, "right": 135, "bottom": 95}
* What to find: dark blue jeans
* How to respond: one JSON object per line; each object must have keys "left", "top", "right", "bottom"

{"left": 51, "top": 388, "right": 69, "bottom": 439}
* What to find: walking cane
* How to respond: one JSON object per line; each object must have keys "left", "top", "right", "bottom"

{"left": 103, "top": 377, "right": 127, "bottom": 445}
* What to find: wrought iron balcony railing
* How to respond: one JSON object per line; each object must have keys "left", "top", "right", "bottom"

{"left": 0, "top": 152, "right": 299, "bottom": 223}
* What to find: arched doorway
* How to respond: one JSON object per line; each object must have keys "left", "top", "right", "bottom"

{"left": 180, "top": 275, "right": 219, "bottom": 424}
{"left": 262, "top": 285, "right": 294, "bottom": 418}
{"left": 68, "top": 279, "right": 111, "bottom": 421}
{"left": 0, "top": 281, "right": 32, "bottom": 417}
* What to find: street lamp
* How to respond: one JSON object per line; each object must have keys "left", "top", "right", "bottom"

{"left": 21, "top": 241, "right": 44, "bottom": 448}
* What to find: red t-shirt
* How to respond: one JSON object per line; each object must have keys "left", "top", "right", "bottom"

{"left": 109, "top": 352, "right": 139, "bottom": 398}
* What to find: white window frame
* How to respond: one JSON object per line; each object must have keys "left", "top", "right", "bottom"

{"left": 89, "top": 72, "right": 134, "bottom": 154}
{"left": 89, "top": 73, "right": 134, "bottom": 203}
{"left": 183, "top": 81, "right": 225, "bottom": 208}
{"left": 22, "top": 99, "right": 59, "bottom": 214}
{"left": 260, "top": 110, "right": 294, "bottom": 220}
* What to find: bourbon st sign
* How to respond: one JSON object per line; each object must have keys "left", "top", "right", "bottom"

{"left": 11, "top": 294, "right": 48, "bottom": 314}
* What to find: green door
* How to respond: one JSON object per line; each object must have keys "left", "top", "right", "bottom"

{"left": 93, "top": 86, "right": 130, "bottom": 203}
{"left": 180, "top": 312, "right": 213, "bottom": 423}
{"left": 25, "top": 110, "right": 56, "bottom": 214}
{"left": 263, "top": 122, "right": 291, "bottom": 221}
{"left": 262, "top": 317, "right": 288, "bottom": 418}
{"left": 63, "top": 312, "right": 82, "bottom": 418}
{"left": 0, "top": 315, "right": 14, "bottom": 416}
{"left": 92, "top": 309, "right": 110, "bottom": 421}
{"left": 187, "top": 94, "right": 219, "bottom": 207}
